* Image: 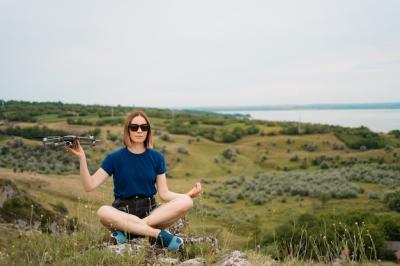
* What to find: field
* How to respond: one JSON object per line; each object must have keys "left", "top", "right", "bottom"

{"left": 0, "top": 101, "right": 399, "bottom": 264}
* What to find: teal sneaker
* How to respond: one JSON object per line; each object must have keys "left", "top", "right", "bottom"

{"left": 156, "top": 230, "right": 184, "bottom": 252}
{"left": 111, "top": 230, "right": 127, "bottom": 244}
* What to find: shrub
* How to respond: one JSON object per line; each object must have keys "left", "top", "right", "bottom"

{"left": 299, "top": 159, "right": 308, "bottom": 169}
{"left": 221, "top": 148, "right": 237, "bottom": 162}
{"left": 368, "top": 191, "right": 380, "bottom": 200}
{"left": 95, "top": 117, "right": 124, "bottom": 126}
{"left": 259, "top": 155, "right": 268, "bottom": 162}
{"left": 332, "top": 142, "right": 345, "bottom": 150}
{"left": 280, "top": 126, "right": 299, "bottom": 135}
{"left": 320, "top": 161, "right": 329, "bottom": 169}
{"left": 389, "top": 129, "right": 400, "bottom": 138}
{"left": 360, "top": 145, "right": 367, "bottom": 152}
{"left": 384, "top": 191, "right": 400, "bottom": 212}
{"left": 334, "top": 126, "right": 387, "bottom": 149}
{"left": 106, "top": 132, "right": 119, "bottom": 142}
{"left": 304, "top": 143, "right": 317, "bottom": 152}
{"left": 160, "top": 134, "right": 173, "bottom": 142}
{"left": 0, "top": 139, "right": 97, "bottom": 175}
{"left": 177, "top": 146, "right": 189, "bottom": 155}
{"left": 379, "top": 214, "right": 400, "bottom": 240}
{"left": 289, "top": 154, "right": 299, "bottom": 162}
{"left": 245, "top": 125, "right": 259, "bottom": 135}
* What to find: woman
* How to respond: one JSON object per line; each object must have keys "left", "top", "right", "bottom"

{"left": 66, "top": 110, "right": 202, "bottom": 252}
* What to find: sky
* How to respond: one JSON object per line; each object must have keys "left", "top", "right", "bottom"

{"left": 0, "top": 0, "right": 399, "bottom": 108}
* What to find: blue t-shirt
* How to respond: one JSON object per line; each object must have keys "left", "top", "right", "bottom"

{"left": 101, "top": 147, "right": 167, "bottom": 199}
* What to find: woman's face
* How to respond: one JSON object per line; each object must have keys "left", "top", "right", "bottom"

{"left": 129, "top": 115, "right": 149, "bottom": 144}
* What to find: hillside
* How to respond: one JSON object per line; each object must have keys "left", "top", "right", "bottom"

{"left": 0, "top": 100, "right": 400, "bottom": 265}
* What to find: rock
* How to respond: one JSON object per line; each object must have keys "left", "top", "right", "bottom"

{"left": 331, "top": 258, "right": 342, "bottom": 266}
{"left": 49, "top": 221, "right": 59, "bottom": 234}
{"left": 184, "top": 235, "right": 218, "bottom": 248}
{"left": 179, "top": 257, "right": 205, "bottom": 265}
{"left": 156, "top": 257, "right": 180, "bottom": 265}
{"left": 15, "top": 219, "right": 43, "bottom": 236}
{"left": 168, "top": 217, "right": 187, "bottom": 235}
{"left": 107, "top": 243, "right": 134, "bottom": 256}
{"left": 0, "top": 182, "right": 16, "bottom": 207}
{"left": 105, "top": 238, "right": 150, "bottom": 256}
{"left": 15, "top": 219, "right": 28, "bottom": 230}
{"left": 33, "top": 220, "right": 41, "bottom": 230}
{"left": 218, "top": 250, "right": 250, "bottom": 266}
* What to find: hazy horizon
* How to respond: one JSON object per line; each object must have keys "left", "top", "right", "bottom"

{"left": 2, "top": 99, "right": 400, "bottom": 110}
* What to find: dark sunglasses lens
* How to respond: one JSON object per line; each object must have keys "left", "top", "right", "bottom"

{"left": 129, "top": 124, "right": 139, "bottom": 131}
{"left": 140, "top": 124, "right": 150, "bottom": 131}
{"left": 129, "top": 124, "right": 150, "bottom": 132}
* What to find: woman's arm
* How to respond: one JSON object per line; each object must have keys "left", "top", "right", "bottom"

{"left": 78, "top": 158, "right": 109, "bottom": 192}
{"left": 66, "top": 140, "right": 109, "bottom": 192}
{"left": 156, "top": 173, "right": 202, "bottom": 202}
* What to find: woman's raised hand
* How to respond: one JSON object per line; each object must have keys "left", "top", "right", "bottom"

{"left": 65, "top": 140, "right": 86, "bottom": 160}
{"left": 186, "top": 182, "right": 202, "bottom": 198}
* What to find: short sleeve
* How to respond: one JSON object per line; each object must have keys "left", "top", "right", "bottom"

{"left": 101, "top": 153, "right": 114, "bottom": 176}
{"left": 157, "top": 153, "right": 167, "bottom": 174}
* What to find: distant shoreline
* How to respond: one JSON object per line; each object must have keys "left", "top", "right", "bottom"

{"left": 213, "top": 109, "right": 400, "bottom": 133}
{"left": 191, "top": 102, "right": 400, "bottom": 112}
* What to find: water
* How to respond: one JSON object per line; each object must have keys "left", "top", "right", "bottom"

{"left": 217, "top": 109, "right": 400, "bottom": 133}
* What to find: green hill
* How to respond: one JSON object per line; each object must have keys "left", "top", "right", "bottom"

{"left": 0, "top": 100, "right": 399, "bottom": 264}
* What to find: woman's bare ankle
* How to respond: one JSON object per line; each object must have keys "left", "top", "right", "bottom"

{"left": 152, "top": 228, "right": 161, "bottom": 238}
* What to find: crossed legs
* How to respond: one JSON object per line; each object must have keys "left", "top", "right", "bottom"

{"left": 97, "top": 195, "right": 193, "bottom": 238}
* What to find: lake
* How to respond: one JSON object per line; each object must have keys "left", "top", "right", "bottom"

{"left": 216, "top": 109, "right": 400, "bottom": 133}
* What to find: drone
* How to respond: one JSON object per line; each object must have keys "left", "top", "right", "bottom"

{"left": 42, "top": 135, "right": 100, "bottom": 148}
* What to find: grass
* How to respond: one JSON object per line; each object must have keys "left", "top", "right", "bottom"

{"left": 1, "top": 122, "right": 398, "bottom": 241}
{"left": 1, "top": 116, "right": 399, "bottom": 264}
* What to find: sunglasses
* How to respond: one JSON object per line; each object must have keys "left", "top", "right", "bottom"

{"left": 128, "top": 123, "right": 150, "bottom": 132}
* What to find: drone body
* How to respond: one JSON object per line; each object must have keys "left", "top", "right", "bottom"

{"left": 42, "top": 135, "right": 99, "bottom": 148}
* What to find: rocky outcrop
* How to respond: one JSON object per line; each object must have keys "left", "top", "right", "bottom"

{"left": 0, "top": 178, "right": 76, "bottom": 234}
{"left": 103, "top": 233, "right": 251, "bottom": 265}
{"left": 217, "top": 250, "right": 251, "bottom": 266}
{"left": 0, "top": 180, "right": 16, "bottom": 208}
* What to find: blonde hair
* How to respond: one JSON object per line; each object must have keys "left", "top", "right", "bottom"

{"left": 123, "top": 110, "right": 153, "bottom": 148}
